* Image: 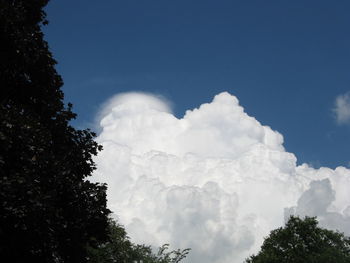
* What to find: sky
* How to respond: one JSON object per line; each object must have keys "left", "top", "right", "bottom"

{"left": 43, "top": 0, "right": 350, "bottom": 169}
{"left": 43, "top": 1, "right": 350, "bottom": 262}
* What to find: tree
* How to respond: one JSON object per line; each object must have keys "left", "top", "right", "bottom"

{"left": 87, "top": 219, "right": 190, "bottom": 263}
{"left": 0, "top": 0, "right": 110, "bottom": 262}
{"left": 245, "top": 216, "right": 350, "bottom": 263}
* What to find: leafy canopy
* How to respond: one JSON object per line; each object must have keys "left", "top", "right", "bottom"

{"left": 0, "top": 0, "right": 110, "bottom": 262}
{"left": 245, "top": 216, "right": 350, "bottom": 263}
{"left": 87, "top": 219, "right": 190, "bottom": 263}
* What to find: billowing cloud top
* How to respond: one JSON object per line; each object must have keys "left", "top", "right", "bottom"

{"left": 93, "top": 92, "right": 350, "bottom": 263}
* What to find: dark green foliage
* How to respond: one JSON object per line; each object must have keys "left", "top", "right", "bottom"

{"left": 87, "top": 219, "right": 190, "bottom": 263}
{"left": 0, "top": 0, "right": 110, "bottom": 262}
{"left": 245, "top": 216, "right": 350, "bottom": 263}
{"left": 154, "top": 244, "right": 190, "bottom": 263}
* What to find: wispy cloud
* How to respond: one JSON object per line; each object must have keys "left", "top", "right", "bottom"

{"left": 333, "top": 92, "right": 350, "bottom": 125}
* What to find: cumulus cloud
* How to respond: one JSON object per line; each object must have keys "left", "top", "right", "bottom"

{"left": 92, "top": 92, "right": 350, "bottom": 263}
{"left": 333, "top": 92, "right": 350, "bottom": 125}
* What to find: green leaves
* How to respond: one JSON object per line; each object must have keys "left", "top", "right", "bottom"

{"left": 155, "top": 244, "right": 191, "bottom": 263}
{"left": 87, "top": 219, "right": 189, "bottom": 263}
{"left": 0, "top": 0, "right": 110, "bottom": 262}
{"left": 245, "top": 216, "right": 350, "bottom": 263}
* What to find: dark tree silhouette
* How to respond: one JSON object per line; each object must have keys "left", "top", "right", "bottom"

{"left": 245, "top": 216, "right": 350, "bottom": 263}
{"left": 0, "top": 0, "right": 110, "bottom": 262}
{"left": 87, "top": 219, "right": 190, "bottom": 263}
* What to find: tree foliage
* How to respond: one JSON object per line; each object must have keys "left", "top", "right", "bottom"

{"left": 0, "top": 0, "right": 110, "bottom": 262}
{"left": 87, "top": 219, "right": 190, "bottom": 263}
{"left": 245, "top": 216, "right": 350, "bottom": 263}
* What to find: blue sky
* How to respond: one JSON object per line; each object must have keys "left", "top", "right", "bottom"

{"left": 44, "top": 0, "right": 350, "bottom": 168}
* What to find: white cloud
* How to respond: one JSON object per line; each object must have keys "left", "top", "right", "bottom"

{"left": 93, "top": 92, "right": 350, "bottom": 263}
{"left": 334, "top": 92, "right": 350, "bottom": 125}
